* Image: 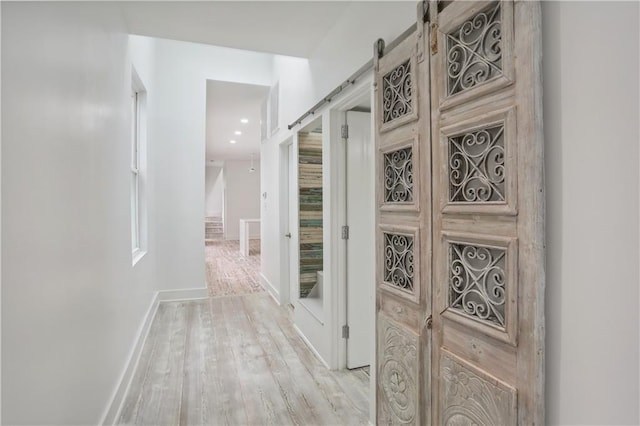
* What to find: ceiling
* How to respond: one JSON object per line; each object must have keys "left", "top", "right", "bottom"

{"left": 206, "top": 80, "right": 269, "bottom": 162}
{"left": 120, "top": 1, "right": 351, "bottom": 58}
{"left": 122, "top": 1, "right": 369, "bottom": 163}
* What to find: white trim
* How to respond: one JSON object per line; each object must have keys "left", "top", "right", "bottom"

{"left": 299, "top": 297, "right": 325, "bottom": 325}
{"left": 131, "top": 248, "right": 146, "bottom": 266}
{"left": 130, "top": 66, "right": 148, "bottom": 260}
{"left": 323, "top": 75, "right": 377, "bottom": 425}
{"left": 260, "top": 273, "right": 280, "bottom": 305}
{"left": 293, "top": 324, "right": 330, "bottom": 370}
{"left": 157, "top": 287, "right": 208, "bottom": 302}
{"left": 100, "top": 293, "right": 159, "bottom": 425}
{"left": 290, "top": 133, "right": 300, "bottom": 306}
{"left": 326, "top": 77, "right": 374, "bottom": 372}
{"left": 368, "top": 84, "right": 377, "bottom": 426}
{"left": 327, "top": 108, "right": 347, "bottom": 371}
{"left": 278, "top": 137, "right": 294, "bottom": 307}
{"left": 100, "top": 286, "right": 209, "bottom": 425}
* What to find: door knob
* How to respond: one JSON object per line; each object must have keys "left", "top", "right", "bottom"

{"left": 285, "top": 233, "right": 292, "bottom": 238}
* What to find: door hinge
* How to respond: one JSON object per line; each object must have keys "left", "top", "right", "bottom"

{"left": 341, "top": 225, "right": 350, "bottom": 240}
{"left": 421, "top": 0, "right": 429, "bottom": 22}
{"left": 342, "top": 324, "right": 350, "bottom": 339}
{"left": 416, "top": 0, "right": 427, "bottom": 63}
{"left": 430, "top": 22, "right": 438, "bottom": 55}
{"left": 341, "top": 124, "right": 349, "bottom": 139}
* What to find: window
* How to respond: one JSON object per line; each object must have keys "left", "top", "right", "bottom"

{"left": 131, "top": 68, "right": 147, "bottom": 264}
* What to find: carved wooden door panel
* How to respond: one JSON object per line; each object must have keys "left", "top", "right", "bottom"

{"left": 428, "top": 1, "right": 544, "bottom": 424}
{"left": 373, "top": 11, "right": 432, "bottom": 425}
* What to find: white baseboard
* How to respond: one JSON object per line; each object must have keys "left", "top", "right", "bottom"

{"left": 100, "top": 287, "right": 208, "bottom": 425}
{"left": 293, "top": 324, "right": 330, "bottom": 370}
{"left": 260, "top": 273, "right": 280, "bottom": 305}
{"left": 100, "top": 292, "right": 159, "bottom": 425}
{"left": 157, "top": 287, "right": 208, "bottom": 302}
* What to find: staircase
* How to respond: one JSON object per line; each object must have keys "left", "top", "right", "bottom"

{"left": 205, "top": 216, "right": 224, "bottom": 241}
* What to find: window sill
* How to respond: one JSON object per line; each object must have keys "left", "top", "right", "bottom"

{"left": 132, "top": 248, "right": 147, "bottom": 266}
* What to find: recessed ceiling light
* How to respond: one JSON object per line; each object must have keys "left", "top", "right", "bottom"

{"left": 240, "top": 118, "right": 249, "bottom": 124}
{"left": 229, "top": 140, "right": 236, "bottom": 144}
{"left": 234, "top": 131, "right": 242, "bottom": 135}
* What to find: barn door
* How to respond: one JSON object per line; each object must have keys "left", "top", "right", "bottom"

{"left": 373, "top": 5, "right": 432, "bottom": 424}
{"left": 375, "top": 0, "right": 544, "bottom": 424}
{"left": 429, "top": 1, "right": 544, "bottom": 424}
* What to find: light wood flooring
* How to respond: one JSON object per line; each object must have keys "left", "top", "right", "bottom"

{"left": 206, "top": 240, "right": 262, "bottom": 297}
{"left": 117, "top": 240, "right": 370, "bottom": 426}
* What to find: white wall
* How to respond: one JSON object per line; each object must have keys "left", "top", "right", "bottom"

{"left": 224, "top": 160, "right": 261, "bottom": 240}
{"left": 259, "top": 57, "right": 314, "bottom": 295}
{"left": 542, "top": 2, "right": 639, "bottom": 424}
{"left": 2, "top": 14, "right": 275, "bottom": 425}
{"left": 271, "top": 56, "right": 314, "bottom": 132}
{"left": 205, "top": 165, "right": 224, "bottom": 217}
{"left": 307, "top": 1, "right": 416, "bottom": 102}
{"left": 267, "top": 2, "right": 416, "bottom": 133}
{"left": 2, "top": 3, "right": 159, "bottom": 424}
{"left": 139, "top": 36, "right": 273, "bottom": 290}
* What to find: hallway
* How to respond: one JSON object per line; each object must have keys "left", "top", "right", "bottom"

{"left": 117, "top": 240, "right": 370, "bottom": 425}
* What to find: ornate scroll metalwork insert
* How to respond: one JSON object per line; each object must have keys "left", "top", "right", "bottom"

{"left": 449, "top": 242, "right": 506, "bottom": 328}
{"left": 446, "top": 2, "right": 503, "bottom": 96}
{"left": 449, "top": 123, "right": 505, "bottom": 202}
{"left": 382, "top": 60, "right": 413, "bottom": 123}
{"left": 384, "top": 147, "right": 414, "bottom": 203}
{"left": 384, "top": 233, "right": 414, "bottom": 292}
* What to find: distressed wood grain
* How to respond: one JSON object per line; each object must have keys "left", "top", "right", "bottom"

{"left": 429, "top": 1, "right": 545, "bottom": 423}
{"left": 118, "top": 293, "right": 369, "bottom": 426}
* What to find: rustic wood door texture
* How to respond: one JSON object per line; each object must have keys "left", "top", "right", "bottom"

{"left": 430, "top": 0, "right": 544, "bottom": 424}
{"left": 374, "top": 1, "right": 544, "bottom": 424}
{"left": 374, "top": 19, "right": 433, "bottom": 425}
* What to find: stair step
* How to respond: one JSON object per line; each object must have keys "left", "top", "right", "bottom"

{"left": 205, "top": 217, "right": 224, "bottom": 240}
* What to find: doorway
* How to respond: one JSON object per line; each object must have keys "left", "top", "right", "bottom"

{"left": 328, "top": 81, "right": 377, "bottom": 423}
{"left": 279, "top": 138, "right": 298, "bottom": 307}
{"left": 205, "top": 163, "right": 225, "bottom": 243}
{"left": 344, "top": 109, "right": 374, "bottom": 370}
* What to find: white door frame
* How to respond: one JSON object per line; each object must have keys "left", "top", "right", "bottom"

{"left": 279, "top": 74, "right": 376, "bottom": 424}
{"left": 325, "top": 74, "right": 376, "bottom": 423}
{"left": 278, "top": 136, "right": 297, "bottom": 307}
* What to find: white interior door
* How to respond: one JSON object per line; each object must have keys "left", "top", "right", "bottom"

{"left": 345, "top": 110, "right": 374, "bottom": 369}
{"left": 287, "top": 143, "right": 297, "bottom": 306}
